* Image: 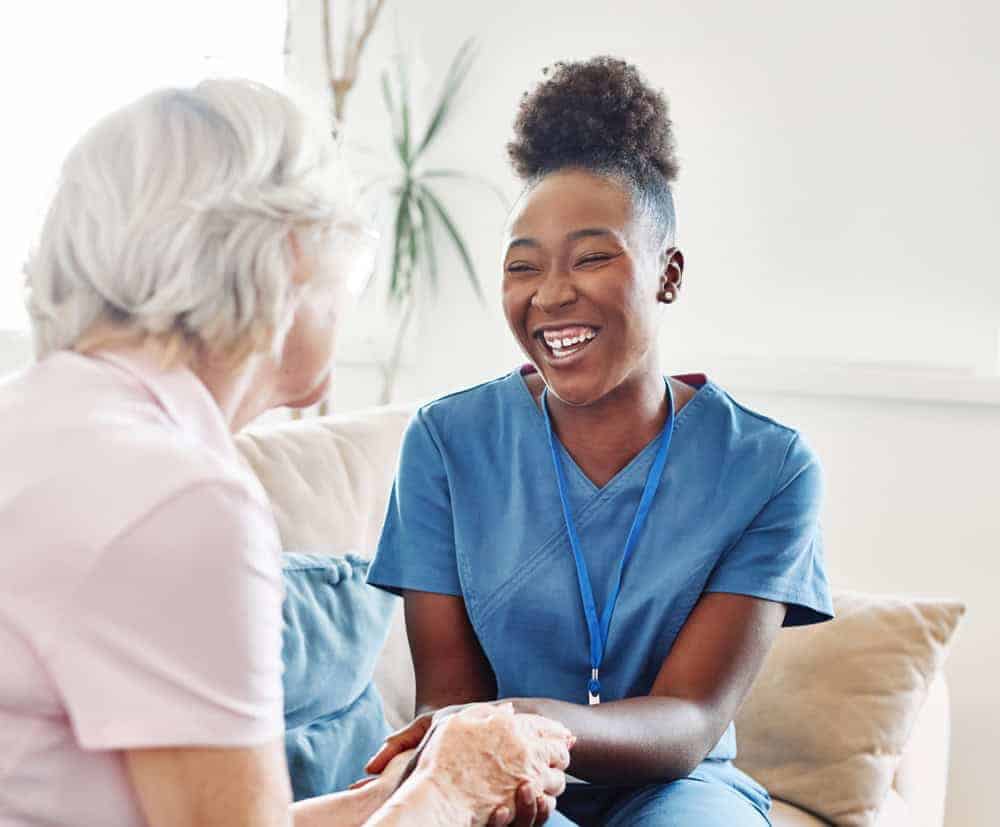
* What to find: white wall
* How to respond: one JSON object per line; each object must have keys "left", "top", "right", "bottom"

{"left": 287, "top": 2, "right": 999, "bottom": 825}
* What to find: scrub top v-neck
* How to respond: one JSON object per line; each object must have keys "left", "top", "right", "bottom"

{"left": 368, "top": 369, "right": 832, "bottom": 762}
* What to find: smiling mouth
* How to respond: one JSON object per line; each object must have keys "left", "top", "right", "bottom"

{"left": 536, "top": 325, "right": 599, "bottom": 361}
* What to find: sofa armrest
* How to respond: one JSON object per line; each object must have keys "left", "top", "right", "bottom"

{"left": 890, "top": 674, "right": 950, "bottom": 827}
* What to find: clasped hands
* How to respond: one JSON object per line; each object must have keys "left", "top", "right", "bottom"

{"left": 353, "top": 703, "right": 574, "bottom": 826}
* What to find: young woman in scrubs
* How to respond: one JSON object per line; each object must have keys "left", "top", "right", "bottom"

{"left": 367, "top": 57, "right": 833, "bottom": 827}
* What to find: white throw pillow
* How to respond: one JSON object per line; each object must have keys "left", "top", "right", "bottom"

{"left": 734, "top": 591, "right": 964, "bottom": 826}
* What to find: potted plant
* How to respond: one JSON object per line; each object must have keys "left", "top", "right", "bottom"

{"left": 373, "top": 37, "right": 503, "bottom": 403}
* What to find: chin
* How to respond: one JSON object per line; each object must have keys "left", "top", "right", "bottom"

{"left": 540, "top": 370, "right": 608, "bottom": 408}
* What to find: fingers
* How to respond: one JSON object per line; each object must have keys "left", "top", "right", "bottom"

{"left": 545, "top": 739, "right": 572, "bottom": 773}
{"left": 519, "top": 713, "right": 574, "bottom": 744}
{"left": 510, "top": 783, "right": 539, "bottom": 827}
{"left": 534, "top": 795, "right": 556, "bottom": 825}
{"left": 347, "top": 776, "right": 376, "bottom": 791}
{"left": 539, "top": 764, "right": 567, "bottom": 799}
{"left": 489, "top": 806, "right": 514, "bottom": 827}
{"left": 365, "top": 716, "right": 433, "bottom": 774}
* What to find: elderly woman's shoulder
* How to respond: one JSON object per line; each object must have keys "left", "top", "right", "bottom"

{"left": 1, "top": 351, "right": 270, "bottom": 542}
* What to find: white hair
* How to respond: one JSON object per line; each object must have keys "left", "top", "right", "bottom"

{"left": 25, "top": 78, "right": 374, "bottom": 362}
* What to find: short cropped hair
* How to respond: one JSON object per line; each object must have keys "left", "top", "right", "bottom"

{"left": 25, "top": 78, "right": 373, "bottom": 364}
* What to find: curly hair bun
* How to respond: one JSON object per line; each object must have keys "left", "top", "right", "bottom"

{"left": 508, "top": 57, "right": 679, "bottom": 183}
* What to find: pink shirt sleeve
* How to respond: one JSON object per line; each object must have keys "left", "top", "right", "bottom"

{"left": 45, "top": 480, "right": 285, "bottom": 750}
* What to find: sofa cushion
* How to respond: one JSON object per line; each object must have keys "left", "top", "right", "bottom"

{"left": 734, "top": 591, "right": 964, "bottom": 826}
{"left": 282, "top": 553, "right": 396, "bottom": 800}
{"left": 237, "top": 407, "right": 413, "bottom": 556}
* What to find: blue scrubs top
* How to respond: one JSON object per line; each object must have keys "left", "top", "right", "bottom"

{"left": 368, "top": 370, "right": 832, "bottom": 763}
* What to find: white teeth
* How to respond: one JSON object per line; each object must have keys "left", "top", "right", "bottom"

{"left": 542, "top": 329, "right": 596, "bottom": 349}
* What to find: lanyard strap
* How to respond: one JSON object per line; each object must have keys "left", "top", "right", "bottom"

{"left": 541, "top": 380, "right": 675, "bottom": 699}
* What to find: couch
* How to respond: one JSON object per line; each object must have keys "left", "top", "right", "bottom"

{"left": 236, "top": 405, "right": 953, "bottom": 827}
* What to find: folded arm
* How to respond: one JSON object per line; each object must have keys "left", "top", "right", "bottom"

{"left": 398, "top": 588, "right": 785, "bottom": 785}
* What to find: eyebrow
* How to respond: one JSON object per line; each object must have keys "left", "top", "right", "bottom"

{"left": 506, "top": 227, "right": 616, "bottom": 253}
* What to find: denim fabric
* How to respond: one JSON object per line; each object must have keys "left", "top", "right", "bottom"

{"left": 549, "top": 761, "right": 771, "bottom": 826}
{"left": 282, "top": 553, "right": 395, "bottom": 800}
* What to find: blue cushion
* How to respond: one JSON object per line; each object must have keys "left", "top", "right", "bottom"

{"left": 281, "top": 553, "right": 396, "bottom": 800}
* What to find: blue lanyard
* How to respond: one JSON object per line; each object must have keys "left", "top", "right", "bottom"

{"left": 541, "top": 380, "right": 675, "bottom": 704}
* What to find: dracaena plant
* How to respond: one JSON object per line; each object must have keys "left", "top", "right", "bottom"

{"left": 374, "top": 38, "right": 504, "bottom": 404}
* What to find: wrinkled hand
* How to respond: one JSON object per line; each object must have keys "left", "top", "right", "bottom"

{"left": 411, "top": 703, "right": 573, "bottom": 826}
{"left": 365, "top": 703, "right": 475, "bottom": 777}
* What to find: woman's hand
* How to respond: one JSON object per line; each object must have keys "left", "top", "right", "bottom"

{"left": 408, "top": 703, "right": 573, "bottom": 826}
{"left": 364, "top": 712, "right": 436, "bottom": 776}
{"left": 365, "top": 703, "right": 476, "bottom": 776}
{"left": 487, "top": 780, "right": 560, "bottom": 827}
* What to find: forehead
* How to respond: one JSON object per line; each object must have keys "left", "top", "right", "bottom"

{"left": 507, "top": 169, "right": 634, "bottom": 242}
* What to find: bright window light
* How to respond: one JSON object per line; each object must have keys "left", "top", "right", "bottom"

{"left": 1, "top": 1, "right": 286, "bottom": 331}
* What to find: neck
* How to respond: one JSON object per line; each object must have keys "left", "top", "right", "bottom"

{"left": 78, "top": 323, "right": 282, "bottom": 432}
{"left": 194, "top": 353, "right": 279, "bottom": 432}
{"left": 544, "top": 360, "right": 670, "bottom": 487}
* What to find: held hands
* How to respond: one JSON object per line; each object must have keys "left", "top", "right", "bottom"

{"left": 364, "top": 703, "right": 574, "bottom": 826}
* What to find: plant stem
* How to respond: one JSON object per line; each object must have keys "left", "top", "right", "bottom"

{"left": 379, "top": 295, "right": 416, "bottom": 405}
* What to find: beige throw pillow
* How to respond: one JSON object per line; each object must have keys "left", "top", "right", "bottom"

{"left": 734, "top": 591, "right": 965, "bottom": 826}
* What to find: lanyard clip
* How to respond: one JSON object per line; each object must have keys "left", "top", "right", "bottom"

{"left": 587, "top": 668, "right": 601, "bottom": 705}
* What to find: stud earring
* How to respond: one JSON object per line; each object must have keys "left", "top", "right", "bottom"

{"left": 659, "top": 286, "right": 676, "bottom": 304}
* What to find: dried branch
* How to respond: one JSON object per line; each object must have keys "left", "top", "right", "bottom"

{"left": 321, "top": 0, "right": 336, "bottom": 95}
{"left": 324, "top": 0, "right": 387, "bottom": 123}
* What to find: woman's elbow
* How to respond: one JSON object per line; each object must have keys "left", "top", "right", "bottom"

{"left": 669, "top": 703, "right": 728, "bottom": 778}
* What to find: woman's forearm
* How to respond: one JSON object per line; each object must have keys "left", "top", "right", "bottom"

{"left": 291, "top": 785, "right": 384, "bottom": 827}
{"left": 511, "top": 695, "right": 719, "bottom": 785}
{"left": 362, "top": 774, "right": 468, "bottom": 827}
{"left": 291, "top": 776, "right": 467, "bottom": 827}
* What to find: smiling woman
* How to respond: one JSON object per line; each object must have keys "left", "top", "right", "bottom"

{"left": 366, "top": 56, "right": 833, "bottom": 827}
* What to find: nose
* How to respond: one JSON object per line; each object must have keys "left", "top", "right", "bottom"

{"left": 531, "top": 268, "right": 577, "bottom": 313}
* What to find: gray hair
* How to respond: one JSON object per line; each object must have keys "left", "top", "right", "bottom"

{"left": 25, "top": 78, "right": 374, "bottom": 362}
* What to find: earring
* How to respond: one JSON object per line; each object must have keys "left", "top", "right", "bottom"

{"left": 659, "top": 286, "right": 676, "bottom": 304}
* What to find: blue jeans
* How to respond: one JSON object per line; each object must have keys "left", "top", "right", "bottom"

{"left": 546, "top": 761, "right": 771, "bottom": 827}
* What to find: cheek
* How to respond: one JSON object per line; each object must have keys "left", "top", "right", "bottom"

{"left": 282, "top": 298, "right": 337, "bottom": 378}
{"left": 605, "top": 274, "right": 658, "bottom": 347}
{"left": 501, "top": 281, "right": 530, "bottom": 336}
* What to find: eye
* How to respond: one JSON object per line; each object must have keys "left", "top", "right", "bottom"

{"left": 505, "top": 262, "right": 538, "bottom": 274}
{"left": 577, "top": 253, "right": 612, "bottom": 266}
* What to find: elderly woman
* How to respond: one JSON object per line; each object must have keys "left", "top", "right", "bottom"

{"left": 0, "top": 80, "right": 572, "bottom": 827}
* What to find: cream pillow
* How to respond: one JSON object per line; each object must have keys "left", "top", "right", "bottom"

{"left": 734, "top": 591, "right": 964, "bottom": 826}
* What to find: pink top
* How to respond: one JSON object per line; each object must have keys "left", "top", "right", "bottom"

{"left": 0, "top": 349, "right": 285, "bottom": 826}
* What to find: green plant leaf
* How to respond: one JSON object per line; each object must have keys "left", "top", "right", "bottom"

{"left": 380, "top": 70, "right": 400, "bottom": 152}
{"left": 413, "top": 38, "right": 478, "bottom": 161}
{"left": 420, "top": 168, "right": 509, "bottom": 208}
{"left": 414, "top": 190, "right": 439, "bottom": 291}
{"left": 395, "top": 55, "right": 412, "bottom": 164}
{"left": 389, "top": 183, "right": 412, "bottom": 302}
{"left": 421, "top": 185, "right": 485, "bottom": 302}
{"left": 406, "top": 197, "right": 420, "bottom": 293}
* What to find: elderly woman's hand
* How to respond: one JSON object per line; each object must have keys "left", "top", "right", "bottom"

{"left": 406, "top": 703, "right": 574, "bottom": 826}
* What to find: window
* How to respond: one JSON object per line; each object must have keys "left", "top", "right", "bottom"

{"left": 1, "top": 1, "right": 286, "bottom": 330}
